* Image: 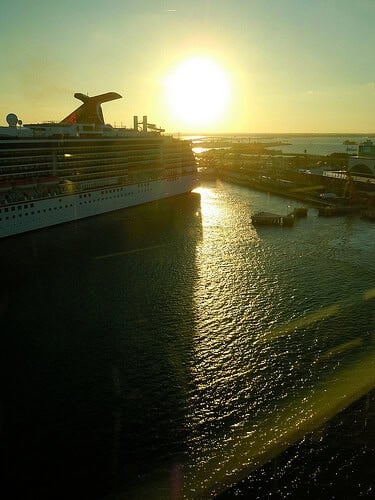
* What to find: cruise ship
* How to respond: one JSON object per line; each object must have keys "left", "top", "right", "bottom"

{"left": 0, "top": 92, "right": 199, "bottom": 238}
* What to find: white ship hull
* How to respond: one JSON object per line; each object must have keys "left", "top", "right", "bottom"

{"left": 1, "top": 173, "right": 198, "bottom": 238}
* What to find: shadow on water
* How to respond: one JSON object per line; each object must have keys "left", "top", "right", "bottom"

{"left": 0, "top": 193, "right": 202, "bottom": 499}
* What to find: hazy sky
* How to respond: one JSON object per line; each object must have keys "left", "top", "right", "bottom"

{"left": 1, "top": 0, "right": 375, "bottom": 133}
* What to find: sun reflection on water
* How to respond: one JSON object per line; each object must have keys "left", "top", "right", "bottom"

{"left": 183, "top": 182, "right": 375, "bottom": 497}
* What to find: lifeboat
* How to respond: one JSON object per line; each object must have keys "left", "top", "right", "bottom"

{"left": 13, "top": 178, "right": 38, "bottom": 189}
{"left": 0, "top": 181, "right": 12, "bottom": 192}
{"left": 37, "top": 176, "right": 61, "bottom": 186}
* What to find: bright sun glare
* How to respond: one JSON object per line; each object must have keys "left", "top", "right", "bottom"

{"left": 165, "top": 57, "right": 231, "bottom": 129}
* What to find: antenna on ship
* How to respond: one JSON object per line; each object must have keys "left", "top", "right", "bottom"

{"left": 147, "top": 123, "right": 165, "bottom": 133}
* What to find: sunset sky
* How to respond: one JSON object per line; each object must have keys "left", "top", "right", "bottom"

{"left": 1, "top": 0, "right": 375, "bottom": 133}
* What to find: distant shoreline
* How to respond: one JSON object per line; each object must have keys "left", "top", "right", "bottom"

{"left": 180, "top": 132, "right": 375, "bottom": 139}
{"left": 192, "top": 140, "right": 291, "bottom": 151}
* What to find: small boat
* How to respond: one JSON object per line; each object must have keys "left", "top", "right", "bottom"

{"left": 251, "top": 211, "right": 294, "bottom": 226}
{"left": 292, "top": 207, "right": 308, "bottom": 217}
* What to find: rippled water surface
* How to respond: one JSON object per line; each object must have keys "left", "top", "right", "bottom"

{"left": 1, "top": 181, "right": 374, "bottom": 498}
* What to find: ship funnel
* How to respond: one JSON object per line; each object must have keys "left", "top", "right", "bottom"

{"left": 133, "top": 115, "right": 163, "bottom": 133}
{"left": 133, "top": 115, "right": 148, "bottom": 132}
{"left": 60, "top": 92, "right": 122, "bottom": 125}
{"left": 133, "top": 116, "right": 138, "bottom": 131}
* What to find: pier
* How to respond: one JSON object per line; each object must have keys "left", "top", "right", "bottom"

{"left": 197, "top": 150, "right": 374, "bottom": 217}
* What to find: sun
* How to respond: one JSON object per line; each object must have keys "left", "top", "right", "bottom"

{"left": 164, "top": 57, "right": 231, "bottom": 129}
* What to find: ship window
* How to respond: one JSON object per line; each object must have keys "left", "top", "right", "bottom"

{"left": 31, "top": 203, "right": 34, "bottom": 207}
{"left": 11, "top": 207, "right": 15, "bottom": 211}
{"left": 5, "top": 208, "right": 8, "bottom": 212}
{"left": 25, "top": 213, "right": 28, "bottom": 216}
{"left": 18, "top": 206, "right": 22, "bottom": 210}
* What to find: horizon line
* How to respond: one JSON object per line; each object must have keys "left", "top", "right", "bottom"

{"left": 174, "top": 131, "right": 375, "bottom": 136}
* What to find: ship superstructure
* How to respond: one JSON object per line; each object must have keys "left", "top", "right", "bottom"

{"left": 0, "top": 92, "right": 198, "bottom": 237}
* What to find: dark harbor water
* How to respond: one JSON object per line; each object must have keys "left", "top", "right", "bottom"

{"left": 1, "top": 181, "right": 374, "bottom": 499}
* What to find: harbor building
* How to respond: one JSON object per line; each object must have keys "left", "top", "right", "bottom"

{"left": 348, "top": 139, "right": 375, "bottom": 177}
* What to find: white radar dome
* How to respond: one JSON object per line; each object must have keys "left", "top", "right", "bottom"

{"left": 6, "top": 113, "right": 19, "bottom": 127}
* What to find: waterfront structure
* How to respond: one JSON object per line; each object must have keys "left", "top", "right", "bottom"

{"left": 251, "top": 211, "right": 295, "bottom": 226}
{"left": 0, "top": 92, "right": 199, "bottom": 238}
{"left": 348, "top": 138, "right": 375, "bottom": 177}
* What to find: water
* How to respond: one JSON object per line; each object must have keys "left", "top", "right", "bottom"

{"left": 266, "top": 135, "right": 368, "bottom": 156}
{"left": 188, "top": 134, "right": 375, "bottom": 156}
{"left": 1, "top": 183, "right": 374, "bottom": 498}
